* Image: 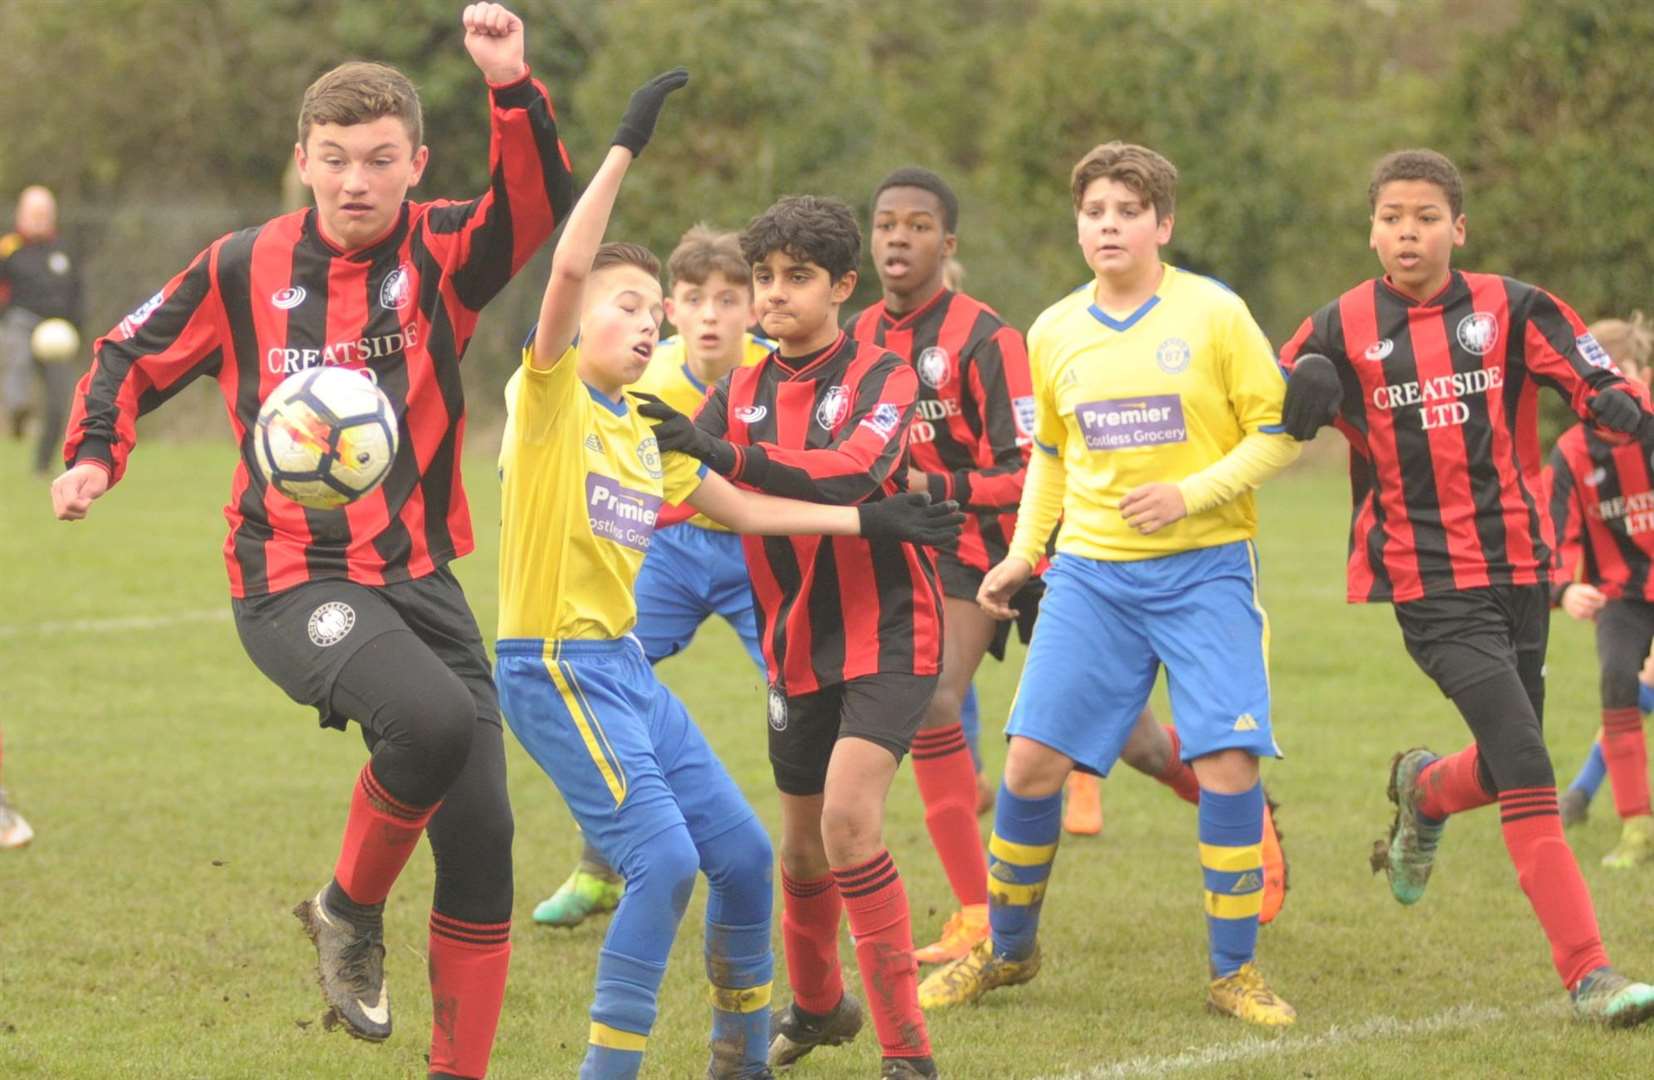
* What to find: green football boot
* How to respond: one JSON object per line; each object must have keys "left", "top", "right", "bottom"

{"left": 532, "top": 865, "right": 624, "bottom": 927}
{"left": 1572, "top": 967, "right": 1654, "bottom": 1028}
{"left": 1371, "top": 747, "right": 1445, "bottom": 905}
{"left": 1601, "top": 815, "right": 1654, "bottom": 870}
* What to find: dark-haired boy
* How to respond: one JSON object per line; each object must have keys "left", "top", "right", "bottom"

{"left": 921, "top": 143, "right": 1299, "bottom": 1025}
{"left": 641, "top": 195, "right": 941, "bottom": 1077}
{"left": 51, "top": 7, "right": 574, "bottom": 1076}
{"left": 1280, "top": 148, "right": 1654, "bottom": 1024}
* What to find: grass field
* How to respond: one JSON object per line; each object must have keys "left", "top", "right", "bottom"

{"left": 3, "top": 438, "right": 1652, "bottom": 1079}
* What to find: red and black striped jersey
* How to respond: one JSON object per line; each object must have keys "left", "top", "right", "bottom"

{"left": 848, "top": 288, "right": 1033, "bottom": 572}
{"left": 63, "top": 74, "right": 574, "bottom": 599}
{"left": 1280, "top": 271, "right": 1628, "bottom": 604}
{"left": 1548, "top": 424, "right": 1654, "bottom": 602}
{"left": 696, "top": 331, "right": 944, "bottom": 693}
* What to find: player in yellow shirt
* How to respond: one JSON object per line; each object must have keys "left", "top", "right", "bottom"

{"left": 494, "top": 72, "right": 959, "bottom": 1079}
{"left": 919, "top": 142, "right": 1300, "bottom": 1026}
{"left": 531, "top": 227, "right": 774, "bottom": 929}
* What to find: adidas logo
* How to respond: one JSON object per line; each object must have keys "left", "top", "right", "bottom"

{"left": 1232, "top": 713, "right": 1259, "bottom": 732}
{"left": 584, "top": 434, "right": 603, "bottom": 453}
{"left": 1232, "top": 870, "right": 1263, "bottom": 893}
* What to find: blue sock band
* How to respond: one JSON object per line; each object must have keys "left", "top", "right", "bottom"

{"left": 987, "top": 784, "right": 1063, "bottom": 961}
{"left": 1199, "top": 783, "right": 1265, "bottom": 978}
{"left": 1569, "top": 741, "right": 1607, "bottom": 800}
{"left": 706, "top": 920, "right": 773, "bottom": 1073}
{"left": 961, "top": 683, "right": 982, "bottom": 768}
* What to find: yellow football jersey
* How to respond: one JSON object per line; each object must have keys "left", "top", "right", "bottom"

{"left": 498, "top": 347, "right": 706, "bottom": 641}
{"left": 1010, "top": 265, "right": 1296, "bottom": 563}
{"left": 629, "top": 331, "right": 773, "bottom": 531}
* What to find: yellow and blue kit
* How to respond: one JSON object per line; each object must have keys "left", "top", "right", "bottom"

{"left": 494, "top": 342, "right": 773, "bottom": 1078}
{"left": 984, "top": 267, "right": 1299, "bottom": 981}
{"left": 628, "top": 332, "right": 772, "bottom": 672}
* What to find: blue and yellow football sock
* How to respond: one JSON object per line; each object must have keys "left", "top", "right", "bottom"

{"left": 1568, "top": 741, "right": 1607, "bottom": 801}
{"left": 961, "top": 683, "right": 982, "bottom": 769}
{"left": 583, "top": 949, "right": 665, "bottom": 1079}
{"left": 705, "top": 920, "right": 773, "bottom": 1075}
{"left": 987, "top": 785, "right": 1062, "bottom": 961}
{"left": 1199, "top": 783, "right": 1265, "bottom": 978}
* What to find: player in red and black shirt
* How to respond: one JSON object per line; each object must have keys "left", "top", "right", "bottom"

{"left": 639, "top": 195, "right": 943, "bottom": 1076}
{"left": 1281, "top": 149, "right": 1654, "bottom": 1024}
{"left": 1548, "top": 315, "right": 1654, "bottom": 866}
{"left": 49, "top": 8, "right": 575, "bottom": 1075}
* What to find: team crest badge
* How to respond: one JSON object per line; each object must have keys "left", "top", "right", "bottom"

{"left": 380, "top": 265, "right": 412, "bottom": 311}
{"left": 1585, "top": 466, "right": 1607, "bottom": 487}
{"left": 815, "top": 385, "right": 850, "bottom": 430}
{"left": 735, "top": 404, "right": 768, "bottom": 425}
{"left": 767, "top": 686, "right": 788, "bottom": 732}
{"left": 272, "top": 286, "right": 307, "bottom": 310}
{"left": 917, "top": 346, "right": 951, "bottom": 389}
{"left": 1012, "top": 395, "right": 1036, "bottom": 437}
{"left": 48, "top": 251, "right": 70, "bottom": 276}
{"left": 1155, "top": 337, "right": 1192, "bottom": 374}
{"left": 1577, "top": 333, "right": 1613, "bottom": 370}
{"left": 637, "top": 436, "right": 664, "bottom": 478}
{"left": 307, "top": 601, "right": 356, "bottom": 647}
{"left": 1456, "top": 312, "right": 1499, "bottom": 356}
{"left": 1364, "top": 338, "right": 1395, "bottom": 362}
{"left": 861, "top": 402, "right": 903, "bottom": 437}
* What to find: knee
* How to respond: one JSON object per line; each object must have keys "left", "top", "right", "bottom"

{"left": 703, "top": 817, "right": 773, "bottom": 896}
{"left": 1002, "top": 740, "right": 1067, "bottom": 799}
{"left": 629, "top": 828, "right": 701, "bottom": 919}
{"left": 1484, "top": 735, "right": 1555, "bottom": 793}
{"left": 818, "top": 798, "right": 881, "bottom": 864}
{"left": 778, "top": 834, "right": 829, "bottom": 881}
{"left": 399, "top": 679, "right": 478, "bottom": 777}
{"left": 923, "top": 683, "right": 966, "bottom": 730}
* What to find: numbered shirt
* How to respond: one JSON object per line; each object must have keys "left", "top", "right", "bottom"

{"left": 1279, "top": 270, "right": 1626, "bottom": 603}
{"left": 498, "top": 346, "right": 705, "bottom": 641}
{"left": 849, "top": 289, "right": 1032, "bottom": 572}
{"left": 1025, "top": 264, "right": 1287, "bottom": 562}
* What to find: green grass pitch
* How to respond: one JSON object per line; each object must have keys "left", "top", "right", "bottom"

{"left": 2, "top": 440, "right": 1651, "bottom": 1078}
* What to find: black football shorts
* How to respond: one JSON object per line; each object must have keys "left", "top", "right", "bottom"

{"left": 1392, "top": 583, "right": 1549, "bottom": 705}
{"left": 768, "top": 671, "right": 938, "bottom": 795}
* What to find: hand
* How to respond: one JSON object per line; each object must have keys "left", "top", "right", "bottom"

{"left": 857, "top": 491, "right": 964, "bottom": 547}
{"left": 1119, "top": 482, "right": 1186, "bottom": 535}
{"left": 631, "top": 391, "right": 735, "bottom": 473}
{"left": 463, "top": 3, "right": 527, "bottom": 85}
{"left": 612, "top": 68, "right": 689, "bottom": 156}
{"left": 51, "top": 461, "right": 110, "bottom": 521}
{"left": 906, "top": 467, "right": 929, "bottom": 493}
{"left": 1561, "top": 582, "right": 1606, "bottom": 621}
{"left": 1282, "top": 353, "right": 1342, "bottom": 440}
{"left": 978, "top": 556, "right": 1033, "bottom": 621}
{"left": 1588, "top": 387, "right": 1645, "bottom": 435}
{"left": 1639, "top": 646, "right": 1654, "bottom": 687}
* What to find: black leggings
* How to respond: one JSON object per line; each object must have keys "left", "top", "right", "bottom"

{"left": 1451, "top": 670, "right": 1553, "bottom": 796}
{"left": 1594, "top": 598, "right": 1654, "bottom": 710}
{"left": 336, "top": 635, "right": 514, "bottom": 924}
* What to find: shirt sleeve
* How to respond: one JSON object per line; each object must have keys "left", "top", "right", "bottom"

{"left": 662, "top": 451, "right": 708, "bottom": 504}
{"left": 420, "top": 73, "right": 577, "bottom": 341}
{"left": 928, "top": 324, "right": 1033, "bottom": 511}
{"left": 63, "top": 239, "right": 229, "bottom": 482}
{"left": 727, "top": 354, "right": 917, "bottom": 505}
{"left": 1520, "top": 285, "right": 1630, "bottom": 426}
{"left": 1177, "top": 298, "right": 1302, "bottom": 514}
{"left": 1546, "top": 447, "right": 1586, "bottom": 604}
{"left": 509, "top": 344, "right": 582, "bottom": 446}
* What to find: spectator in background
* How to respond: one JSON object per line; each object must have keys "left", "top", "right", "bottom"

{"left": 0, "top": 185, "right": 84, "bottom": 474}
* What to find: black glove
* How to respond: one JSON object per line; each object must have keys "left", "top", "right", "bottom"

{"left": 1281, "top": 353, "right": 1343, "bottom": 440}
{"left": 632, "top": 391, "right": 736, "bottom": 474}
{"left": 857, "top": 492, "right": 965, "bottom": 548}
{"left": 1588, "top": 387, "right": 1645, "bottom": 435}
{"left": 612, "top": 67, "right": 689, "bottom": 156}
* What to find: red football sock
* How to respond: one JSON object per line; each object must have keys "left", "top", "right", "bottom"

{"left": 910, "top": 724, "right": 989, "bottom": 907}
{"left": 781, "top": 869, "right": 844, "bottom": 1015}
{"left": 1158, "top": 725, "right": 1201, "bottom": 806}
{"left": 427, "top": 911, "right": 511, "bottom": 1080}
{"left": 334, "top": 763, "right": 438, "bottom": 906}
{"left": 1416, "top": 744, "right": 1496, "bottom": 820}
{"left": 832, "top": 851, "right": 930, "bottom": 1059}
{"left": 1599, "top": 707, "right": 1651, "bottom": 820}
{"left": 1499, "top": 787, "right": 1609, "bottom": 989}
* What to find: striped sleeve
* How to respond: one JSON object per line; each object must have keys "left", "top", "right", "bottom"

{"left": 1519, "top": 283, "right": 1628, "bottom": 423}
{"left": 1546, "top": 447, "right": 1585, "bottom": 603}
{"left": 63, "top": 239, "right": 228, "bottom": 483}
{"left": 424, "top": 73, "right": 576, "bottom": 326}
{"left": 731, "top": 354, "right": 917, "bottom": 505}
{"left": 939, "top": 324, "right": 1032, "bottom": 510}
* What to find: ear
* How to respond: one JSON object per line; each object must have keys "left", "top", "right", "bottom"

{"left": 1156, "top": 212, "right": 1175, "bottom": 246}
{"left": 408, "top": 144, "right": 430, "bottom": 187}
{"left": 1368, "top": 216, "right": 1380, "bottom": 252}
{"left": 293, "top": 143, "right": 313, "bottom": 187}
{"left": 662, "top": 295, "right": 678, "bottom": 327}
{"left": 1451, "top": 213, "right": 1467, "bottom": 249}
{"left": 941, "top": 232, "right": 959, "bottom": 260}
{"left": 830, "top": 269, "right": 858, "bottom": 304}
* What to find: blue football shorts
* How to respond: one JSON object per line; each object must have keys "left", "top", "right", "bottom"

{"left": 495, "top": 636, "right": 758, "bottom": 868}
{"left": 633, "top": 523, "right": 765, "bottom": 675}
{"left": 1005, "top": 540, "right": 1281, "bottom": 775}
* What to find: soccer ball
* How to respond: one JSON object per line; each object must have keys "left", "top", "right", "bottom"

{"left": 30, "top": 317, "right": 80, "bottom": 363}
{"left": 253, "top": 366, "right": 398, "bottom": 510}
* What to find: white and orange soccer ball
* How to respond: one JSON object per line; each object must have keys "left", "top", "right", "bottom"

{"left": 253, "top": 366, "right": 398, "bottom": 510}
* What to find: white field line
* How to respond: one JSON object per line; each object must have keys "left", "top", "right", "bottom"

{"left": 0, "top": 607, "right": 230, "bottom": 639}
{"left": 1037, "top": 1001, "right": 1544, "bottom": 1080}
